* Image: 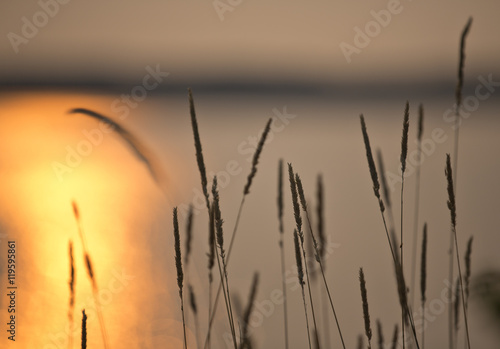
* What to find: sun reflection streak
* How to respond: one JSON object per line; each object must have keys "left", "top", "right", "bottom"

{"left": 0, "top": 92, "right": 184, "bottom": 348}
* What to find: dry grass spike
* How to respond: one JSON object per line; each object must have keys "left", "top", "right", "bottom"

{"left": 288, "top": 163, "right": 302, "bottom": 233}
{"left": 244, "top": 118, "right": 272, "bottom": 195}
{"left": 173, "top": 207, "right": 187, "bottom": 349}
{"left": 376, "top": 320, "right": 384, "bottom": 349}
{"left": 188, "top": 88, "right": 210, "bottom": 212}
{"left": 241, "top": 272, "right": 259, "bottom": 349}
{"left": 81, "top": 310, "right": 87, "bottom": 349}
{"left": 359, "top": 268, "right": 372, "bottom": 349}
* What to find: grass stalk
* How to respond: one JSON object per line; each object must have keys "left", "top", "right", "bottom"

{"left": 241, "top": 272, "right": 259, "bottom": 349}
{"left": 204, "top": 118, "right": 272, "bottom": 348}
{"left": 360, "top": 116, "right": 420, "bottom": 349}
{"left": 420, "top": 223, "right": 428, "bottom": 349}
{"left": 81, "top": 310, "right": 87, "bottom": 349}
{"left": 185, "top": 204, "right": 194, "bottom": 267}
{"left": 377, "top": 150, "right": 399, "bottom": 261}
{"left": 68, "top": 241, "right": 75, "bottom": 349}
{"left": 277, "top": 159, "right": 290, "bottom": 349}
{"left": 454, "top": 277, "right": 461, "bottom": 347}
{"left": 68, "top": 108, "right": 166, "bottom": 191}
{"left": 391, "top": 324, "right": 399, "bottom": 349}
{"left": 188, "top": 88, "right": 210, "bottom": 212}
{"left": 294, "top": 229, "right": 312, "bottom": 349}
{"left": 207, "top": 204, "right": 216, "bottom": 349}
{"left": 317, "top": 174, "right": 331, "bottom": 349}
{"left": 71, "top": 201, "right": 109, "bottom": 349}
{"left": 173, "top": 207, "right": 188, "bottom": 349}
{"left": 188, "top": 284, "right": 200, "bottom": 349}
{"left": 360, "top": 115, "right": 397, "bottom": 263}
{"left": 184, "top": 205, "right": 194, "bottom": 334}
{"left": 452, "top": 17, "right": 473, "bottom": 191}
{"left": 445, "top": 154, "right": 471, "bottom": 349}
{"left": 410, "top": 104, "right": 424, "bottom": 309}
{"left": 464, "top": 236, "right": 473, "bottom": 347}
{"left": 313, "top": 328, "right": 320, "bottom": 349}
{"left": 293, "top": 169, "right": 346, "bottom": 349}
{"left": 359, "top": 268, "right": 372, "bottom": 349}
{"left": 464, "top": 236, "right": 473, "bottom": 309}
{"left": 450, "top": 18, "right": 472, "bottom": 349}
{"left": 357, "top": 335, "right": 364, "bottom": 349}
{"left": 212, "top": 177, "right": 238, "bottom": 348}
{"left": 289, "top": 166, "right": 321, "bottom": 348}
{"left": 400, "top": 101, "right": 410, "bottom": 349}
{"left": 376, "top": 320, "right": 384, "bottom": 349}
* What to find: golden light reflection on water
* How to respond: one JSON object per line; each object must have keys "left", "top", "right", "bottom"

{"left": 0, "top": 92, "right": 187, "bottom": 348}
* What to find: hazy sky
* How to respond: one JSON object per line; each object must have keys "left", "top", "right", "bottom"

{"left": 1, "top": 2, "right": 500, "bottom": 348}
{"left": 1, "top": 0, "right": 499, "bottom": 84}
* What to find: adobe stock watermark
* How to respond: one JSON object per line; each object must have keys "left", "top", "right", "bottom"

{"left": 7, "top": 0, "right": 72, "bottom": 54}
{"left": 340, "top": 0, "right": 412, "bottom": 63}
{"left": 51, "top": 64, "right": 169, "bottom": 182}
{"left": 42, "top": 268, "right": 135, "bottom": 349}
{"left": 177, "top": 106, "right": 297, "bottom": 220}
{"left": 222, "top": 235, "right": 341, "bottom": 348}
{"left": 384, "top": 74, "right": 500, "bottom": 192}
{"left": 213, "top": 0, "right": 243, "bottom": 21}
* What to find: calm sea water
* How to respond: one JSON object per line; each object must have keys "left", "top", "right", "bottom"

{"left": 0, "top": 89, "right": 498, "bottom": 348}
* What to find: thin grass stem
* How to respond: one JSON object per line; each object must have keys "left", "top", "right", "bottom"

{"left": 410, "top": 104, "right": 424, "bottom": 310}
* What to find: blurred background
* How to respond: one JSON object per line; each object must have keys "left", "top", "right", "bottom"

{"left": 0, "top": 1, "right": 499, "bottom": 348}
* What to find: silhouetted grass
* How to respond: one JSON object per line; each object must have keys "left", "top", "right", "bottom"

{"left": 61, "top": 17, "right": 481, "bottom": 349}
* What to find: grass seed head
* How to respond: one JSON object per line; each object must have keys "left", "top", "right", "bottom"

{"left": 445, "top": 154, "right": 457, "bottom": 228}
{"left": 400, "top": 101, "right": 410, "bottom": 174}
{"left": 173, "top": 207, "right": 184, "bottom": 295}
{"left": 244, "top": 118, "right": 272, "bottom": 195}
{"left": 288, "top": 163, "right": 302, "bottom": 233}
{"left": 359, "top": 268, "right": 372, "bottom": 345}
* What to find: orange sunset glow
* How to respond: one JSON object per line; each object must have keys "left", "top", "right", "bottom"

{"left": 0, "top": 93, "right": 191, "bottom": 348}
{"left": 1, "top": 1, "right": 500, "bottom": 348}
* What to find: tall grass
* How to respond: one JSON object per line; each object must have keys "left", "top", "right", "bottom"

{"left": 211, "top": 176, "right": 238, "bottom": 348}
{"left": 207, "top": 203, "right": 216, "bottom": 349}
{"left": 292, "top": 166, "right": 346, "bottom": 349}
{"left": 288, "top": 164, "right": 320, "bottom": 347}
{"left": 449, "top": 18, "right": 473, "bottom": 349}
{"left": 359, "top": 115, "right": 395, "bottom": 261}
{"left": 399, "top": 101, "right": 410, "bottom": 347}
{"left": 376, "top": 320, "right": 384, "bottom": 349}
{"left": 188, "top": 284, "right": 200, "bottom": 349}
{"left": 68, "top": 240, "right": 75, "bottom": 349}
{"left": 240, "top": 272, "right": 259, "bottom": 349}
{"left": 173, "top": 207, "right": 188, "bottom": 349}
{"left": 453, "top": 277, "right": 461, "bottom": 345}
{"left": 420, "top": 223, "right": 428, "bottom": 349}
{"left": 391, "top": 324, "right": 399, "bottom": 349}
{"left": 293, "top": 228, "right": 312, "bottom": 349}
{"left": 360, "top": 115, "right": 420, "bottom": 348}
{"left": 410, "top": 103, "right": 425, "bottom": 309}
{"left": 445, "top": 154, "right": 471, "bottom": 349}
{"left": 464, "top": 236, "right": 474, "bottom": 347}
{"left": 188, "top": 88, "right": 210, "bottom": 212}
{"left": 358, "top": 268, "right": 372, "bottom": 349}
{"left": 71, "top": 201, "right": 109, "bottom": 349}
{"left": 276, "top": 159, "right": 290, "bottom": 349}
{"left": 81, "top": 310, "right": 87, "bottom": 349}
{"left": 63, "top": 19, "right": 481, "bottom": 347}
{"left": 68, "top": 108, "right": 165, "bottom": 190}
{"left": 377, "top": 150, "right": 399, "bottom": 261}
{"left": 316, "top": 174, "right": 331, "bottom": 349}
{"left": 189, "top": 83, "right": 273, "bottom": 347}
